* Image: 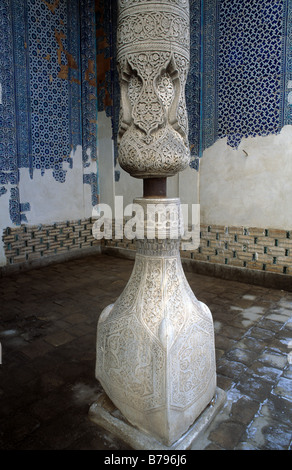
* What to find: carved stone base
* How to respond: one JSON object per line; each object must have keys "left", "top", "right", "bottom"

{"left": 94, "top": 198, "right": 218, "bottom": 447}
{"left": 89, "top": 388, "right": 226, "bottom": 450}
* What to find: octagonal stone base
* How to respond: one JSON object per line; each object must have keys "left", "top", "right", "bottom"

{"left": 94, "top": 198, "right": 217, "bottom": 447}
{"left": 89, "top": 388, "right": 226, "bottom": 450}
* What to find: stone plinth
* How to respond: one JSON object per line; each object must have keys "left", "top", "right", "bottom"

{"left": 89, "top": 388, "right": 226, "bottom": 450}
{"left": 94, "top": 198, "right": 217, "bottom": 447}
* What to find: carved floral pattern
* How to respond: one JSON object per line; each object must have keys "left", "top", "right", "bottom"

{"left": 95, "top": 199, "right": 216, "bottom": 444}
{"left": 156, "top": 73, "right": 175, "bottom": 108}
{"left": 119, "top": 0, "right": 189, "bottom": 8}
{"left": 96, "top": 233, "right": 216, "bottom": 442}
{"left": 117, "top": 11, "right": 189, "bottom": 50}
{"left": 116, "top": 0, "right": 191, "bottom": 178}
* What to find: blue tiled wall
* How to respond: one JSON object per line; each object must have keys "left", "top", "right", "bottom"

{"left": 200, "top": 0, "right": 292, "bottom": 151}
{"left": 95, "top": 0, "right": 119, "bottom": 166}
{"left": 98, "top": 0, "right": 292, "bottom": 170}
{"left": 0, "top": 0, "right": 98, "bottom": 224}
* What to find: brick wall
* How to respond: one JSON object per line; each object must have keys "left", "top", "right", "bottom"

{"left": 2, "top": 219, "right": 100, "bottom": 269}
{"left": 2, "top": 220, "right": 291, "bottom": 278}
{"left": 190, "top": 225, "right": 292, "bottom": 275}
{"left": 104, "top": 223, "right": 292, "bottom": 276}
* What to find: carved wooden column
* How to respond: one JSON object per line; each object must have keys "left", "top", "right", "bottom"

{"left": 89, "top": 0, "right": 225, "bottom": 449}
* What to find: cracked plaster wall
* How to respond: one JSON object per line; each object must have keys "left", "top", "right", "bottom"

{"left": 0, "top": 0, "right": 98, "bottom": 267}
{"left": 199, "top": 126, "right": 292, "bottom": 230}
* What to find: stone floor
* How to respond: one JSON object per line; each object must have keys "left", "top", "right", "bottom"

{"left": 0, "top": 253, "right": 291, "bottom": 450}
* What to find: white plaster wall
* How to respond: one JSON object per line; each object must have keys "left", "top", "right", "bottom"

{"left": 199, "top": 125, "right": 292, "bottom": 230}
{"left": 18, "top": 145, "right": 97, "bottom": 225}
{"left": 115, "top": 162, "right": 143, "bottom": 208}
{"left": 178, "top": 166, "right": 200, "bottom": 215}
{"left": 0, "top": 187, "right": 14, "bottom": 266}
{"left": 19, "top": 145, "right": 94, "bottom": 225}
{"left": 0, "top": 145, "right": 97, "bottom": 267}
{"left": 98, "top": 111, "right": 115, "bottom": 209}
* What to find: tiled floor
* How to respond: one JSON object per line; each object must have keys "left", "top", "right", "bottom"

{"left": 0, "top": 254, "right": 291, "bottom": 450}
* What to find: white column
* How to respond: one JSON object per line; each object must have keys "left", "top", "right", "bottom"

{"left": 90, "top": 0, "right": 225, "bottom": 449}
